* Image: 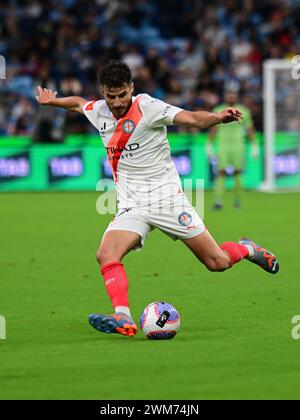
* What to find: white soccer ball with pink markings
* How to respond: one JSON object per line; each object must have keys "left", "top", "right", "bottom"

{"left": 140, "top": 301, "right": 181, "bottom": 340}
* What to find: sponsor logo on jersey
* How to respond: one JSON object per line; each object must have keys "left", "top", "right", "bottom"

{"left": 100, "top": 122, "right": 107, "bottom": 132}
{"left": 122, "top": 119, "right": 136, "bottom": 134}
{"left": 178, "top": 212, "right": 193, "bottom": 227}
{"left": 106, "top": 143, "right": 139, "bottom": 154}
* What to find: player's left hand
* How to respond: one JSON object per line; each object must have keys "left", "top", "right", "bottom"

{"left": 35, "top": 86, "right": 58, "bottom": 105}
{"left": 218, "top": 108, "right": 243, "bottom": 124}
{"left": 251, "top": 143, "right": 260, "bottom": 159}
{"left": 205, "top": 142, "right": 215, "bottom": 159}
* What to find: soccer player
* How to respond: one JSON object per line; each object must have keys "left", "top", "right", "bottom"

{"left": 36, "top": 60, "right": 279, "bottom": 337}
{"left": 207, "top": 88, "right": 258, "bottom": 210}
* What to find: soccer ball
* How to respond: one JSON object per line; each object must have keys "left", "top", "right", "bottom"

{"left": 140, "top": 301, "right": 181, "bottom": 340}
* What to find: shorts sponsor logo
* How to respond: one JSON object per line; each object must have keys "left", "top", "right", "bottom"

{"left": 122, "top": 119, "right": 136, "bottom": 134}
{"left": 178, "top": 211, "right": 193, "bottom": 227}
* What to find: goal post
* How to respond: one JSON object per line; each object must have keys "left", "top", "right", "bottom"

{"left": 261, "top": 58, "right": 300, "bottom": 191}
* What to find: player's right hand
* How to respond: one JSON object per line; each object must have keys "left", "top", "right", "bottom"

{"left": 35, "top": 86, "right": 58, "bottom": 105}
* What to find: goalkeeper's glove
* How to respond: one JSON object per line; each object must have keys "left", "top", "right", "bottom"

{"left": 205, "top": 142, "right": 215, "bottom": 159}
{"left": 250, "top": 142, "right": 259, "bottom": 159}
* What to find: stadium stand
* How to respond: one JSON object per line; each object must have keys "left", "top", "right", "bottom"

{"left": 0, "top": 0, "right": 299, "bottom": 139}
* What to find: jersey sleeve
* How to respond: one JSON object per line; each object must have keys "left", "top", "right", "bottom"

{"left": 82, "top": 100, "right": 104, "bottom": 130}
{"left": 139, "top": 95, "right": 183, "bottom": 128}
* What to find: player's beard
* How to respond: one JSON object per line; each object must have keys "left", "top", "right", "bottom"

{"left": 111, "top": 100, "right": 132, "bottom": 119}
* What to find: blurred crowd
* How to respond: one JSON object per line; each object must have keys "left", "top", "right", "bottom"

{"left": 0, "top": 0, "right": 300, "bottom": 140}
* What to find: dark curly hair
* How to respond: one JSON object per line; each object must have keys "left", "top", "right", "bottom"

{"left": 98, "top": 60, "right": 132, "bottom": 88}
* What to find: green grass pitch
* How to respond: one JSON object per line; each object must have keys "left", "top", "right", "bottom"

{"left": 1, "top": 191, "right": 300, "bottom": 400}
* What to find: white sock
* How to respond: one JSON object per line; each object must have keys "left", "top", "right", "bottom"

{"left": 115, "top": 306, "right": 131, "bottom": 318}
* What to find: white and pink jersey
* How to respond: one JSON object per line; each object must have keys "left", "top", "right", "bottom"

{"left": 83, "top": 94, "right": 183, "bottom": 209}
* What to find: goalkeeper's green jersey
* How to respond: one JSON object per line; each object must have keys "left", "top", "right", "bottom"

{"left": 213, "top": 103, "right": 253, "bottom": 146}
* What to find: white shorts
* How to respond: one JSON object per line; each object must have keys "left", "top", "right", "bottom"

{"left": 104, "top": 194, "right": 205, "bottom": 251}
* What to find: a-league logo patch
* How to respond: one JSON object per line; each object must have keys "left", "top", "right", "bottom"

{"left": 178, "top": 212, "right": 193, "bottom": 227}
{"left": 122, "top": 119, "right": 136, "bottom": 134}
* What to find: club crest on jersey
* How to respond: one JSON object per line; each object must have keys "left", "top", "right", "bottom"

{"left": 178, "top": 212, "right": 193, "bottom": 227}
{"left": 122, "top": 119, "right": 136, "bottom": 134}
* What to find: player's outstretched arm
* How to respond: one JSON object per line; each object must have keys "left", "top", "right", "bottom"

{"left": 35, "top": 86, "right": 88, "bottom": 113}
{"left": 174, "top": 108, "right": 243, "bottom": 129}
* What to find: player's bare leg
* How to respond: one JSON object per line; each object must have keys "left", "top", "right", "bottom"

{"left": 96, "top": 230, "right": 141, "bottom": 266}
{"left": 89, "top": 230, "right": 141, "bottom": 337}
{"left": 182, "top": 230, "right": 279, "bottom": 274}
{"left": 182, "top": 230, "right": 232, "bottom": 272}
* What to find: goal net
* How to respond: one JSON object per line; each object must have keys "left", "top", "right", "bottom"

{"left": 262, "top": 58, "right": 300, "bottom": 191}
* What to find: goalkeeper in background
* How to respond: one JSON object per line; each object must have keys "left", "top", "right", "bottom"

{"left": 207, "top": 88, "right": 258, "bottom": 210}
